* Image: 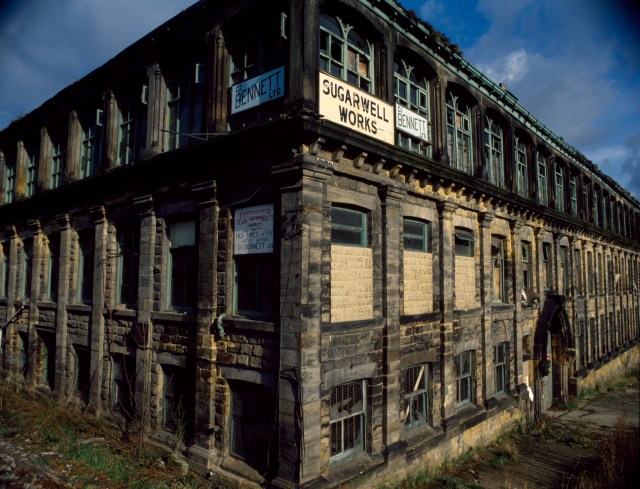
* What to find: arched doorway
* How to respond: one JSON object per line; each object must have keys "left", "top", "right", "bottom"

{"left": 533, "top": 295, "right": 575, "bottom": 417}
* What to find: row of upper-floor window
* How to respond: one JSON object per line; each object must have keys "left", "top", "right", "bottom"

{"left": 1, "top": 7, "right": 638, "bottom": 240}
{"left": 317, "top": 11, "right": 639, "bottom": 238}
{"left": 332, "top": 205, "right": 640, "bottom": 305}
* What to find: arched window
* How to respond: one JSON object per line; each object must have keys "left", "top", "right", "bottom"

{"left": 394, "top": 60, "right": 430, "bottom": 157}
{"left": 536, "top": 152, "right": 548, "bottom": 206}
{"left": 514, "top": 136, "right": 528, "bottom": 197}
{"left": 446, "top": 93, "right": 472, "bottom": 174}
{"left": 484, "top": 116, "right": 504, "bottom": 187}
{"left": 554, "top": 163, "right": 565, "bottom": 212}
{"left": 320, "top": 14, "right": 373, "bottom": 92}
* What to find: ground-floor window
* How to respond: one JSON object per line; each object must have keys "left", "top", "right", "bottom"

{"left": 72, "top": 346, "right": 90, "bottom": 404}
{"left": 161, "top": 364, "right": 191, "bottom": 436}
{"left": 229, "top": 380, "right": 277, "bottom": 474}
{"left": 18, "top": 332, "right": 28, "bottom": 376}
{"left": 455, "top": 351, "right": 473, "bottom": 407}
{"left": 494, "top": 342, "right": 508, "bottom": 395}
{"left": 330, "top": 380, "right": 366, "bottom": 460}
{"left": 111, "top": 354, "right": 135, "bottom": 418}
{"left": 403, "top": 364, "right": 429, "bottom": 429}
{"left": 39, "top": 333, "right": 55, "bottom": 388}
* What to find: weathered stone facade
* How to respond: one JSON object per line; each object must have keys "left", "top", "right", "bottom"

{"left": 0, "top": 1, "right": 639, "bottom": 488}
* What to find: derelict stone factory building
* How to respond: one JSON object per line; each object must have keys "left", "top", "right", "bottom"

{"left": 0, "top": 0, "right": 639, "bottom": 487}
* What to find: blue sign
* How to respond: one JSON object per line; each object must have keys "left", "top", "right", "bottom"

{"left": 231, "top": 66, "right": 285, "bottom": 114}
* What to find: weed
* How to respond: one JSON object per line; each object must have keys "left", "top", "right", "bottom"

{"left": 490, "top": 455, "right": 510, "bottom": 468}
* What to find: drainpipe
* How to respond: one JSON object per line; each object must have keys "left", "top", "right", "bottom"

{"left": 215, "top": 313, "right": 226, "bottom": 338}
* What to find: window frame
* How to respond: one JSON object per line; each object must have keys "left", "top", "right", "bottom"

{"left": 394, "top": 60, "right": 431, "bottom": 157}
{"left": 331, "top": 206, "right": 369, "bottom": 248}
{"left": 484, "top": 116, "right": 504, "bottom": 188}
{"left": 167, "top": 219, "right": 198, "bottom": 311}
{"left": 46, "top": 234, "right": 59, "bottom": 302}
{"left": 455, "top": 350, "right": 474, "bottom": 407}
{"left": 494, "top": 342, "right": 508, "bottom": 395}
{"left": 117, "top": 92, "right": 147, "bottom": 166}
{"left": 446, "top": 93, "right": 473, "bottom": 174}
{"left": 403, "top": 218, "right": 430, "bottom": 253}
{"left": 569, "top": 174, "right": 578, "bottom": 216}
{"left": 329, "top": 380, "right": 367, "bottom": 461}
{"left": 80, "top": 111, "right": 103, "bottom": 179}
{"left": 77, "top": 231, "right": 94, "bottom": 305}
{"left": 542, "top": 242, "right": 552, "bottom": 291}
{"left": 164, "top": 68, "right": 205, "bottom": 152}
{"left": 403, "top": 364, "right": 430, "bottom": 430}
{"left": 491, "top": 235, "right": 506, "bottom": 303}
{"left": 536, "top": 153, "right": 548, "bottom": 206}
{"left": 454, "top": 227, "right": 475, "bottom": 257}
{"left": 26, "top": 149, "right": 37, "bottom": 197}
{"left": 555, "top": 164, "right": 564, "bottom": 212}
{"left": 319, "top": 14, "right": 374, "bottom": 93}
{"left": 50, "top": 138, "right": 65, "bottom": 189}
{"left": 521, "top": 241, "right": 532, "bottom": 292}
{"left": 515, "top": 137, "right": 528, "bottom": 198}
{"left": 4, "top": 159, "right": 15, "bottom": 204}
{"left": 116, "top": 224, "right": 140, "bottom": 308}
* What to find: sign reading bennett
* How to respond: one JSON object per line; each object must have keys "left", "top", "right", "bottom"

{"left": 231, "top": 67, "right": 284, "bottom": 114}
{"left": 396, "top": 104, "right": 430, "bottom": 143}
{"left": 319, "top": 72, "right": 394, "bottom": 144}
{"left": 234, "top": 204, "right": 274, "bottom": 255}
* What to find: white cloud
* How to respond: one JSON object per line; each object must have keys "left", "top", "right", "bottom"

{"left": 419, "top": 0, "right": 444, "bottom": 19}
{"left": 477, "top": 49, "right": 528, "bottom": 85}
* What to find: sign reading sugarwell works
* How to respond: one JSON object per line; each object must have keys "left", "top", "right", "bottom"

{"left": 319, "top": 72, "right": 394, "bottom": 144}
{"left": 234, "top": 204, "right": 274, "bottom": 254}
{"left": 231, "top": 67, "right": 285, "bottom": 115}
{"left": 395, "top": 104, "right": 430, "bottom": 142}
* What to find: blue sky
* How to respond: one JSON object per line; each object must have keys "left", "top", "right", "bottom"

{"left": 1, "top": 0, "right": 638, "bottom": 199}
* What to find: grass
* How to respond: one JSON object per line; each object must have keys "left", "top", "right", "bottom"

{"left": 0, "top": 386, "right": 215, "bottom": 488}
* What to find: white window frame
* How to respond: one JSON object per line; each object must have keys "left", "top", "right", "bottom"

{"left": 455, "top": 350, "right": 473, "bottom": 407}
{"left": 329, "top": 380, "right": 366, "bottom": 460}
{"left": 403, "top": 364, "right": 429, "bottom": 429}
{"left": 394, "top": 60, "right": 430, "bottom": 157}
{"left": 319, "top": 14, "right": 373, "bottom": 93}
{"left": 515, "top": 137, "right": 528, "bottom": 197}
{"left": 537, "top": 153, "right": 548, "bottom": 206}
{"left": 446, "top": 93, "right": 473, "bottom": 174}
{"left": 484, "top": 116, "right": 504, "bottom": 187}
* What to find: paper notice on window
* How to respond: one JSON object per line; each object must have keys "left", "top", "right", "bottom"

{"left": 234, "top": 204, "right": 274, "bottom": 255}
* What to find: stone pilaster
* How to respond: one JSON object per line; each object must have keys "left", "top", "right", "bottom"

{"left": 379, "top": 185, "right": 406, "bottom": 459}
{"left": 55, "top": 214, "right": 72, "bottom": 401}
{"left": 103, "top": 90, "right": 119, "bottom": 170}
{"left": 436, "top": 200, "right": 458, "bottom": 427}
{"left": 66, "top": 110, "right": 81, "bottom": 182}
{"left": 88, "top": 206, "right": 107, "bottom": 414}
{"left": 26, "top": 220, "right": 43, "bottom": 386}
{"left": 133, "top": 195, "right": 155, "bottom": 429}
{"left": 509, "top": 219, "right": 525, "bottom": 391}
{"left": 478, "top": 211, "right": 495, "bottom": 407}
{"left": 15, "top": 141, "right": 27, "bottom": 200}
{"left": 144, "top": 64, "right": 166, "bottom": 159}
{"left": 189, "top": 181, "right": 220, "bottom": 470}
{"left": 271, "top": 155, "right": 331, "bottom": 487}
{"left": 37, "top": 127, "right": 51, "bottom": 193}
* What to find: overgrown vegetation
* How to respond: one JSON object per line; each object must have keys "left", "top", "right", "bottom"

{"left": 0, "top": 386, "right": 214, "bottom": 488}
{"left": 378, "top": 369, "right": 639, "bottom": 489}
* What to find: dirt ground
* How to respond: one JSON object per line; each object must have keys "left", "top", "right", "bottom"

{"left": 451, "top": 378, "right": 640, "bottom": 489}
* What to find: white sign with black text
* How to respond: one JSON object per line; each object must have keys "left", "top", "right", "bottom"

{"left": 234, "top": 204, "right": 274, "bottom": 255}
{"left": 231, "top": 67, "right": 285, "bottom": 115}
{"left": 395, "top": 104, "right": 430, "bottom": 143}
{"left": 318, "top": 72, "right": 394, "bottom": 144}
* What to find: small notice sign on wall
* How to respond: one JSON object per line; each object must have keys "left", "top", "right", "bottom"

{"left": 234, "top": 204, "right": 274, "bottom": 254}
